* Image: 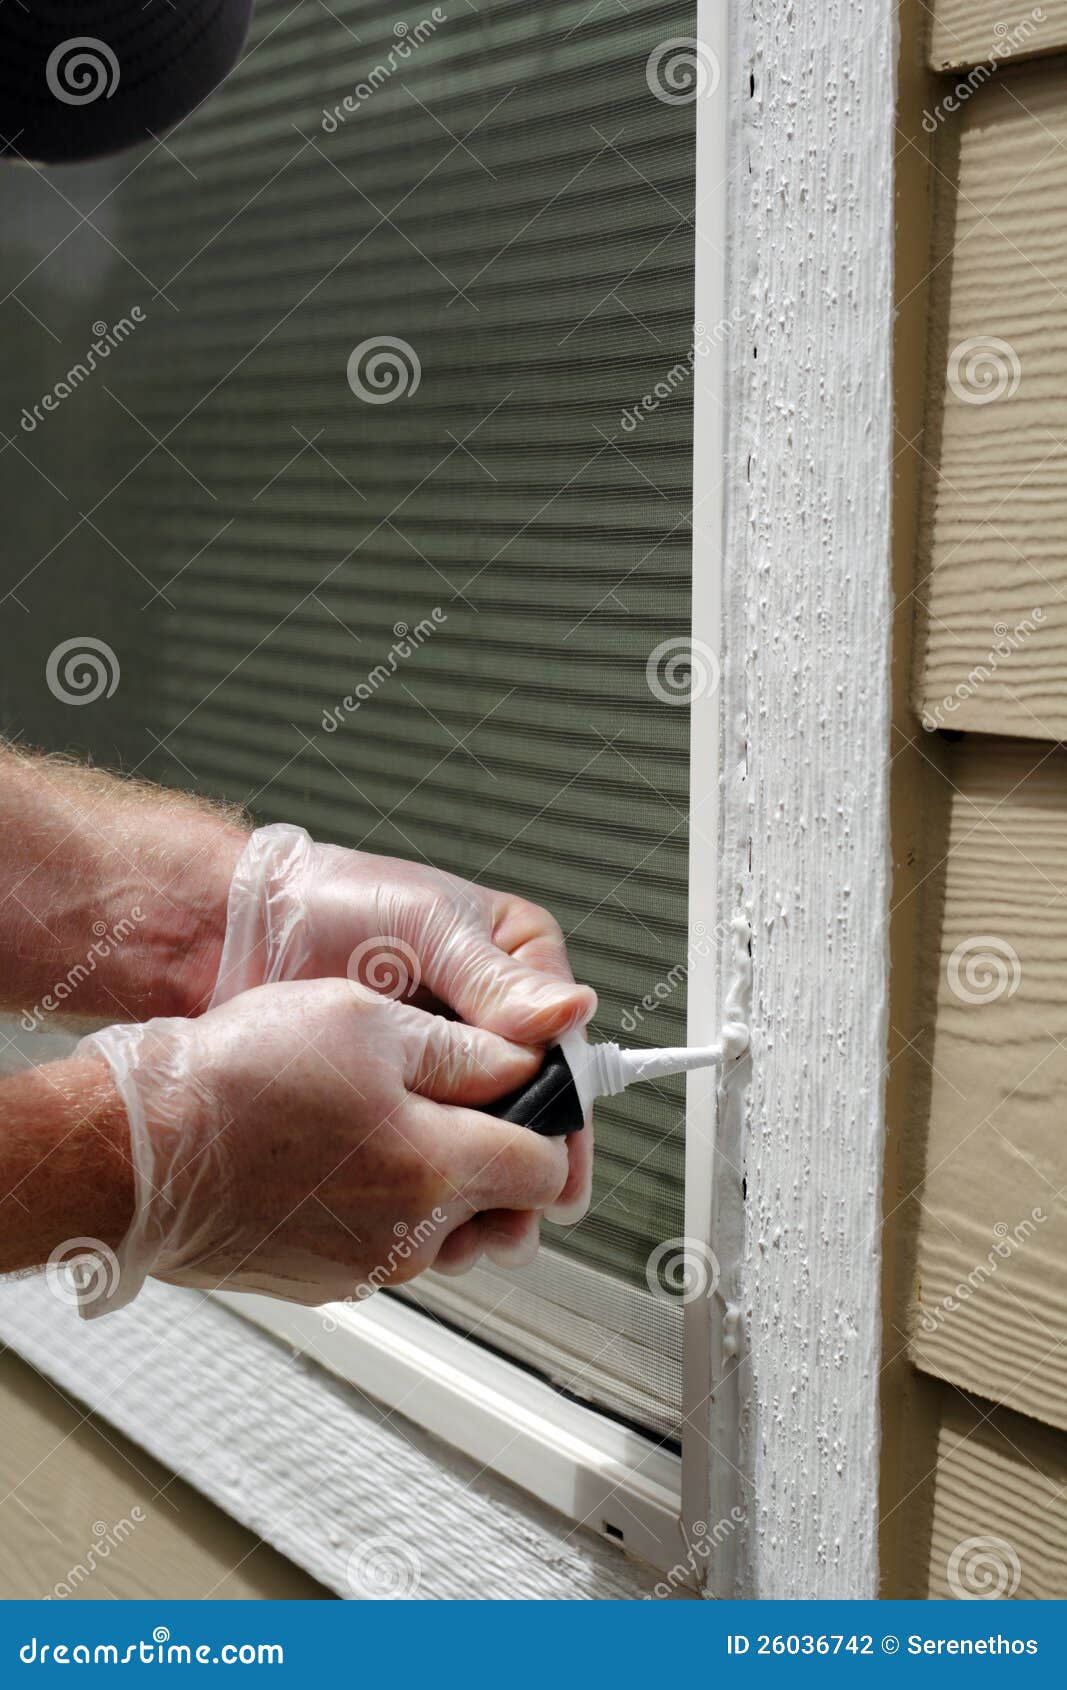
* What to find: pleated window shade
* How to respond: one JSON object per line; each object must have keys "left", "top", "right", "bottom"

{"left": 26, "top": 0, "right": 698, "bottom": 1436}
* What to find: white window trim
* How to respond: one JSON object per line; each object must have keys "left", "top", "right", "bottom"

{"left": 705, "top": 0, "right": 895, "bottom": 1601}
{"left": 218, "top": 1291, "right": 686, "bottom": 1579}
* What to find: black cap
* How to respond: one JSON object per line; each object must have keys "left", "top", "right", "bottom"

{"left": 0, "top": 2, "right": 255, "bottom": 165}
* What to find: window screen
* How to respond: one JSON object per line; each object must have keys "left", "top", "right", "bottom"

{"left": 1, "top": 0, "right": 697, "bottom": 1438}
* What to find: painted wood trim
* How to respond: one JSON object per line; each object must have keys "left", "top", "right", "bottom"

{"left": 0, "top": 1278, "right": 652, "bottom": 1601}
{"left": 927, "top": 2, "right": 1067, "bottom": 72}
{"left": 715, "top": 0, "right": 896, "bottom": 1600}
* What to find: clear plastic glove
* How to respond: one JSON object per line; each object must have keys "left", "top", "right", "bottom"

{"left": 78, "top": 978, "right": 570, "bottom": 1318}
{"left": 208, "top": 825, "right": 597, "bottom": 1243}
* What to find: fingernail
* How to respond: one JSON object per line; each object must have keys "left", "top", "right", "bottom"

{"left": 433, "top": 1251, "right": 481, "bottom": 1278}
{"left": 568, "top": 986, "right": 598, "bottom": 1025}
{"left": 542, "top": 984, "right": 597, "bottom": 1030}
{"left": 545, "top": 1188, "right": 591, "bottom": 1226}
{"left": 547, "top": 1176, "right": 598, "bottom": 1230}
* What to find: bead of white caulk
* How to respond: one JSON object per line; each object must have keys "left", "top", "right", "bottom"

{"left": 720, "top": 1020, "right": 750, "bottom": 1061}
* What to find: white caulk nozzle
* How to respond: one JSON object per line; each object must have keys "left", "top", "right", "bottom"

{"left": 559, "top": 1023, "right": 749, "bottom": 1117}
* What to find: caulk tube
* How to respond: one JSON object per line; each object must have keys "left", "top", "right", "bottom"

{"left": 485, "top": 1024, "right": 748, "bottom": 1136}
{"left": 484, "top": 1036, "right": 587, "bottom": 1135}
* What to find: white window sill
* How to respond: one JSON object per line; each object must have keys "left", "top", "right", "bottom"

{"left": 219, "top": 1288, "right": 684, "bottom": 1578}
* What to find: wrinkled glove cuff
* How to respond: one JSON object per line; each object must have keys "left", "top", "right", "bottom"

{"left": 74, "top": 1019, "right": 195, "bottom": 1320}
{"left": 209, "top": 823, "right": 316, "bottom": 1008}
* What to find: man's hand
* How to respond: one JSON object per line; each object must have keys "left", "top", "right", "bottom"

{"left": 0, "top": 747, "right": 596, "bottom": 1267}
{"left": 210, "top": 825, "right": 597, "bottom": 1229}
{"left": 212, "top": 825, "right": 596, "bottom": 1044}
{"left": 74, "top": 979, "right": 571, "bottom": 1314}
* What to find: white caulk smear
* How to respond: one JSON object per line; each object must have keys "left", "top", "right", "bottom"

{"left": 722, "top": 913, "right": 752, "bottom": 1041}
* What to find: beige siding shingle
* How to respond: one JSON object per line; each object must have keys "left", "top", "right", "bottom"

{"left": 928, "top": 1390, "right": 1067, "bottom": 1600}
{"left": 912, "top": 737, "right": 1067, "bottom": 1429}
{"left": 917, "top": 58, "right": 1067, "bottom": 740}
{"left": 928, "top": 3, "right": 1067, "bottom": 72}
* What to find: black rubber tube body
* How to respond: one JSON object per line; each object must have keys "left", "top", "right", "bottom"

{"left": 483, "top": 1044, "right": 584, "bottom": 1135}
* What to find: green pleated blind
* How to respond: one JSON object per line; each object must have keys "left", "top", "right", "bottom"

{"left": 3, "top": 0, "right": 697, "bottom": 1435}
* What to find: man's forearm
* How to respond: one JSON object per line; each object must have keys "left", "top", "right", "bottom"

{"left": 0, "top": 744, "right": 248, "bottom": 1022}
{"left": 0, "top": 1054, "right": 133, "bottom": 1273}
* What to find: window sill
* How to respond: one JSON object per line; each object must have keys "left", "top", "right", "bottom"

{"left": 219, "top": 1288, "right": 684, "bottom": 1578}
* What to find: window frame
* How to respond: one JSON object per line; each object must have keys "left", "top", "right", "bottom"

{"left": 216, "top": 0, "right": 732, "bottom": 1584}
{"left": 219, "top": 1291, "right": 687, "bottom": 1577}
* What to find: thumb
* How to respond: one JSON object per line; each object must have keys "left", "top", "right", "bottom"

{"left": 404, "top": 1008, "right": 542, "bottom": 1105}
{"left": 441, "top": 940, "right": 597, "bottom": 1045}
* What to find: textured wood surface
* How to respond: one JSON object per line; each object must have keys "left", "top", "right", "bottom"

{"left": 926, "top": 1389, "right": 1067, "bottom": 1599}
{"left": 0, "top": 1348, "right": 324, "bottom": 1600}
{"left": 928, "top": 2, "right": 1067, "bottom": 71}
{"left": 917, "top": 58, "right": 1067, "bottom": 739}
{"left": 0, "top": 1278, "right": 651, "bottom": 1600}
{"left": 716, "top": 0, "right": 895, "bottom": 1600}
{"left": 912, "top": 737, "right": 1067, "bottom": 1430}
